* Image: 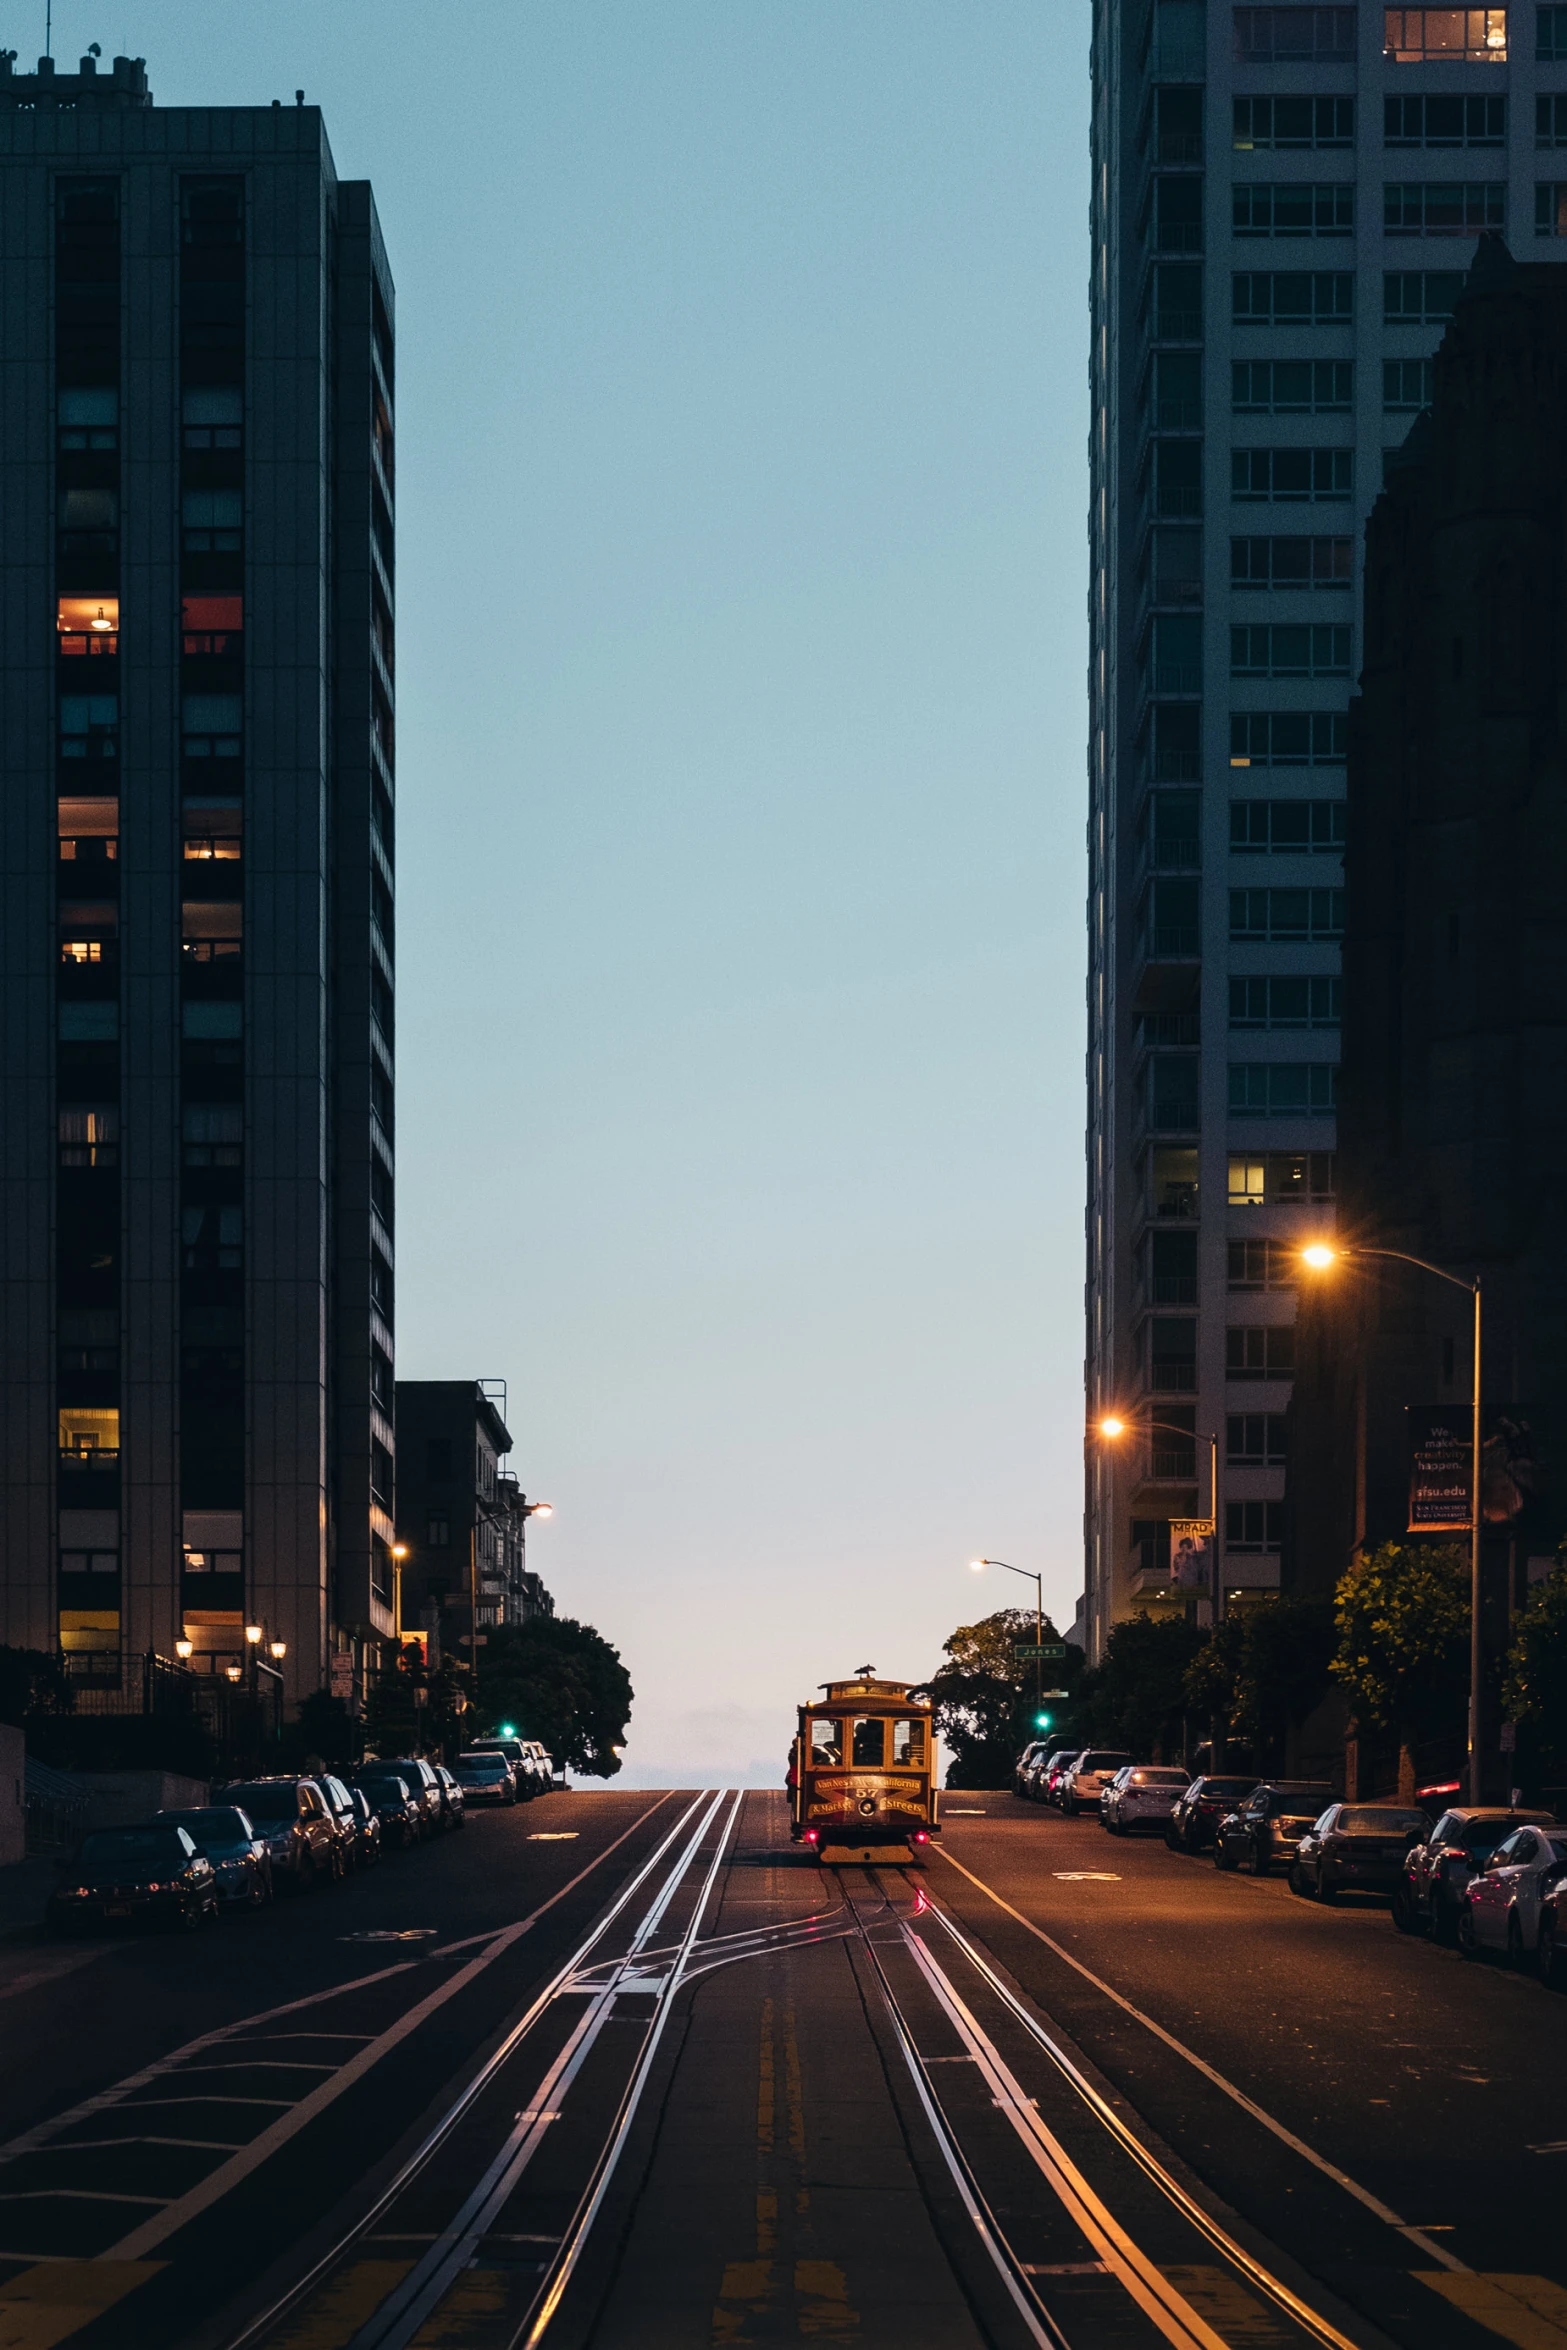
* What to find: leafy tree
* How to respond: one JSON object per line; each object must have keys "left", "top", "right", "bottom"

{"left": 1073, "top": 1614, "right": 1207, "bottom": 1761}
{"left": 1237, "top": 1599, "right": 1336, "bottom": 1768}
{"left": 476, "top": 1617, "right": 632, "bottom": 1778}
{"left": 925, "top": 1609, "right": 1077, "bottom": 1787}
{"left": 0, "top": 1647, "right": 74, "bottom": 1726}
{"left": 1182, "top": 1613, "right": 1247, "bottom": 1750}
{"left": 1333, "top": 1541, "right": 1468, "bottom": 1792}
{"left": 361, "top": 1642, "right": 473, "bottom": 1761}
{"left": 291, "top": 1689, "right": 358, "bottom": 1770}
{"left": 1503, "top": 1567, "right": 1567, "bottom": 1788}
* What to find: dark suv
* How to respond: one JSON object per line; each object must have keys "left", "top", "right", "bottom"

{"left": 1214, "top": 1782, "right": 1334, "bottom": 1876}
{"left": 351, "top": 1768, "right": 423, "bottom": 1850}
{"left": 1167, "top": 1775, "right": 1260, "bottom": 1853}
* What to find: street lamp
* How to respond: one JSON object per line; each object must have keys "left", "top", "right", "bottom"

{"left": 1095, "top": 1415, "right": 1221, "bottom": 1620}
{"left": 1301, "top": 1241, "right": 1484, "bottom": 1804}
{"left": 969, "top": 1557, "right": 1046, "bottom": 1713}
{"left": 175, "top": 1638, "right": 193, "bottom": 1661}
{"left": 390, "top": 1541, "right": 409, "bottom": 1644}
{"left": 269, "top": 1640, "right": 286, "bottom": 1661}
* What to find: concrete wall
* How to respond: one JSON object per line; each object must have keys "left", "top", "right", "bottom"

{"left": 71, "top": 1767, "right": 207, "bottom": 1830}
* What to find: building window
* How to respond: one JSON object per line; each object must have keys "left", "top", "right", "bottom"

{"left": 1226, "top": 1325, "right": 1296, "bottom": 1380}
{"left": 1232, "top": 447, "right": 1352, "bottom": 501}
{"left": 1226, "top": 1500, "right": 1284, "bottom": 1552}
{"left": 1234, "top": 95, "right": 1354, "bottom": 149}
{"left": 59, "top": 1549, "right": 119, "bottom": 1576}
{"left": 1149, "top": 439, "right": 1202, "bottom": 519}
{"left": 182, "top": 693, "right": 242, "bottom": 759}
{"left": 1228, "top": 1149, "right": 1337, "bottom": 1202}
{"left": 1384, "top": 179, "right": 1505, "bottom": 232}
{"left": 1231, "top": 623, "right": 1350, "bottom": 677}
{"left": 1230, "top": 974, "right": 1342, "bottom": 1027}
{"left": 1147, "top": 704, "right": 1202, "bottom": 782}
{"left": 427, "top": 1437, "right": 453, "bottom": 1480}
{"left": 1148, "top": 1145, "right": 1200, "bottom": 1219}
{"left": 1151, "top": 263, "right": 1205, "bottom": 342}
{"left": 1150, "top": 176, "right": 1205, "bottom": 253}
{"left": 1229, "top": 711, "right": 1348, "bottom": 767}
{"left": 1535, "top": 182, "right": 1567, "bottom": 233}
{"left": 1545, "top": 4, "right": 1567, "bottom": 52}
{"left": 181, "top": 1105, "right": 242, "bottom": 1169}
{"left": 1231, "top": 536, "right": 1352, "bottom": 588}
{"left": 1131, "top": 1520, "right": 1172, "bottom": 1578}
{"left": 1146, "top": 1053, "right": 1202, "bottom": 1133}
{"left": 1144, "top": 788, "right": 1202, "bottom": 867}
{"left": 182, "top": 1204, "right": 242, "bottom": 1271}
{"left": 182, "top": 385, "right": 242, "bottom": 451}
{"left": 182, "top": 1544, "right": 241, "bottom": 1576}
{"left": 1384, "top": 269, "right": 1466, "bottom": 322}
{"left": 1230, "top": 798, "right": 1345, "bottom": 851}
{"left": 1233, "top": 271, "right": 1354, "bottom": 326}
{"left": 181, "top": 489, "right": 242, "bottom": 554}
{"left": 1384, "top": 7, "right": 1508, "bottom": 58}
{"left": 1145, "top": 615, "right": 1203, "bottom": 696}
{"left": 1228, "top": 1412, "right": 1290, "bottom": 1465}
{"left": 1233, "top": 182, "right": 1354, "bottom": 236}
{"left": 1235, "top": 8, "right": 1358, "bottom": 60}
{"left": 1228, "top": 1062, "right": 1339, "bottom": 1115}
{"left": 58, "top": 693, "right": 117, "bottom": 761}
{"left": 1228, "top": 1239, "right": 1298, "bottom": 1291}
{"left": 426, "top": 1514, "right": 450, "bottom": 1548}
{"left": 1152, "top": 87, "right": 1205, "bottom": 166}
{"left": 1540, "top": 92, "right": 1567, "bottom": 143}
{"left": 1149, "top": 1229, "right": 1200, "bottom": 1305}
{"left": 1146, "top": 875, "right": 1202, "bottom": 958}
{"left": 1384, "top": 356, "right": 1435, "bottom": 410}
{"left": 1150, "top": 1319, "right": 1200, "bottom": 1392}
{"left": 1150, "top": 350, "right": 1203, "bottom": 431}
{"left": 1386, "top": 92, "right": 1505, "bottom": 141}
{"left": 1233, "top": 359, "right": 1353, "bottom": 414}
{"left": 1146, "top": 0, "right": 1208, "bottom": 79}
{"left": 1230, "top": 886, "right": 1345, "bottom": 940}
{"left": 58, "top": 1107, "right": 118, "bottom": 1168}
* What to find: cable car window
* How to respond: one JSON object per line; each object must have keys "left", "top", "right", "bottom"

{"left": 808, "top": 1718, "right": 842, "bottom": 1765}
{"left": 850, "top": 1718, "right": 885, "bottom": 1767}
{"left": 892, "top": 1719, "right": 926, "bottom": 1766}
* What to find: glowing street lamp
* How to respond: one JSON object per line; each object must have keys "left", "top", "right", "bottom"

{"left": 1095, "top": 1414, "right": 1221, "bottom": 1616}
{"left": 969, "top": 1556, "right": 1046, "bottom": 1712}
{"left": 1300, "top": 1239, "right": 1484, "bottom": 1802}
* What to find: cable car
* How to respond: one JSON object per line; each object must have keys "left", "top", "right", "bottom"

{"left": 790, "top": 1670, "right": 939, "bottom": 1863}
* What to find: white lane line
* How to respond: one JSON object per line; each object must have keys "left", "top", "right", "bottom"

{"left": 0, "top": 1797, "right": 672, "bottom": 2170}
{"left": 103, "top": 1796, "right": 692, "bottom": 2264}
{"left": 933, "top": 1844, "right": 1468, "bottom": 2273}
{"left": 33, "top": 2136, "right": 246, "bottom": 2154}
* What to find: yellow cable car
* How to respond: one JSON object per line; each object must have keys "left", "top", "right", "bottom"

{"left": 790, "top": 1671, "right": 939, "bottom": 1863}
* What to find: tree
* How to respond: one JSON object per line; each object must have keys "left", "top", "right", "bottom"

{"left": 0, "top": 1647, "right": 73, "bottom": 1727}
{"left": 1242, "top": 1598, "right": 1335, "bottom": 1767}
{"left": 291, "top": 1688, "right": 358, "bottom": 1770}
{"left": 1073, "top": 1614, "right": 1207, "bottom": 1760}
{"left": 477, "top": 1617, "right": 632, "bottom": 1778}
{"left": 1182, "top": 1613, "right": 1247, "bottom": 1751}
{"left": 1333, "top": 1542, "right": 1468, "bottom": 1795}
{"left": 1503, "top": 1566, "right": 1567, "bottom": 1789}
{"left": 925, "top": 1609, "right": 1076, "bottom": 1787}
{"left": 361, "top": 1642, "right": 473, "bottom": 1761}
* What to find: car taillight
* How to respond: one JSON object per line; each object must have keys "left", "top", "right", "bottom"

{"left": 913, "top": 1831, "right": 929, "bottom": 1844}
{"left": 804, "top": 1828, "right": 819, "bottom": 1844}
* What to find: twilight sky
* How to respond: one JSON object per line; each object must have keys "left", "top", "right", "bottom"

{"left": 53, "top": 0, "right": 1090, "bottom": 1782}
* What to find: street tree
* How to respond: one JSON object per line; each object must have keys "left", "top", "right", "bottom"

{"left": 925, "top": 1608, "right": 1072, "bottom": 1787}
{"left": 1503, "top": 1565, "right": 1567, "bottom": 1788}
{"left": 1332, "top": 1541, "right": 1468, "bottom": 1795}
{"left": 477, "top": 1617, "right": 632, "bottom": 1778}
{"left": 1074, "top": 1613, "right": 1207, "bottom": 1761}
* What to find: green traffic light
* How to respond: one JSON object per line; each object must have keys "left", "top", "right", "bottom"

{"left": 1035, "top": 1711, "right": 1052, "bottom": 1730}
{"left": 498, "top": 1721, "right": 518, "bottom": 1738}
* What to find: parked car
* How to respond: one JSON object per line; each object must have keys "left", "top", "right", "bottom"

{"left": 1538, "top": 1876, "right": 1567, "bottom": 1989}
{"left": 1013, "top": 1740, "right": 1051, "bottom": 1798}
{"left": 522, "top": 1741, "right": 555, "bottom": 1792}
{"left": 454, "top": 1752, "right": 516, "bottom": 1806}
{"left": 433, "top": 1764, "right": 466, "bottom": 1831}
{"left": 313, "top": 1774, "right": 365, "bottom": 1871}
{"left": 1289, "top": 1804, "right": 1427, "bottom": 1902}
{"left": 1166, "top": 1775, "right": 1259, "bottom": 1854}
{"left": 218, "top": 1777, "right": 344, "bottom": 1890}
{"left": 1061, "top": 1750, "right": 1132, "bottom": 1816}
{"left": 468, "top": 1739, "right": 533, "bottom": 1797}
{"left": 1098, "top": 1765, "right": 1135, "bottom": 1824}
{"left": 1214, "top": 1782, "right": 1334, "bottom": 1876}
{"left": 344, "top": 1787, "right": 384, "bottom": 1868}
{"left": 1044, "top": 1749, "right": 1084, "bottom": 1806}
{"left": 378, "top": 1757, "right": 444, "bottom": 1838}
{"left": 1022, "top": 1747, "right": 1061, "bottom": 1801}
{"left": 1393, "top": 1806, "right": 1557, "bottom": 1942}
{"left": 156, "top": 1804, "right": 273, "bottom": 1908}
{"left": 351, "top": 1768, "right": 424, "bottom": 1851}
{"left": 1458, "top": 1822, "right": 1567, "bottom": 1963}
{"left": 1104, "top": 1765, "right": 1191, "bottom": 1834}
{"left": 48, "top": 1822, "right": 218, "bottom": 1934}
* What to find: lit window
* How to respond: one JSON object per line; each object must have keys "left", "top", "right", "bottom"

{"left": 56, "top": 596, "right": 119, "bottom": 658}
{"left": 1383, "top": 8, "right": 1508, "bottom": 61}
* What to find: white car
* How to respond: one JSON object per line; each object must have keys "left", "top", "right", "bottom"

{"left": 1104, "top": 1765, "right": 1192, "bottom": 1833}
{"left": 1459, "top": 1822, "right": 1567, "bottom": 1962}
{"left": 1062, "top": 1749, "right": 1132, "bottom": 1816}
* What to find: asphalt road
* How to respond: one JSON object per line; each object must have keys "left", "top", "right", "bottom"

{"left": 0, "top": 1788, "right": 1559, "bottom": 2350}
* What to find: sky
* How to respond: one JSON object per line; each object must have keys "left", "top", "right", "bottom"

{"left": 38, "top": 1, "right": 1090, "bottom": 1783}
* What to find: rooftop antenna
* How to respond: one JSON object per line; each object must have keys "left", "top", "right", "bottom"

{"left": 44, "top": 0, "right": 50, "bottom": 59}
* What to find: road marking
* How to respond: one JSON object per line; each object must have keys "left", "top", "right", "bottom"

{"left": 946, "top": 1809, "right": 988, "bottom": 1815}
{"left": 527, "top": 1834, "right": 578, "bottom": 1842}
{"left": 1053, "top": 1872, "right": 1120, "bottom": 1882}
{"left": 933, "top": 1844, "right": 1467, "bottom": 2273}
{"left": 1528, "top": 2142, "right": 1567, "bottom": 2155}
{"left": 0, "top": 2190, "right": 166, "bottom": 2206}
{"left": 337, "top": 1932, "right": 437, "bottom": 1945}
{"left": 1418, "top": 2273, "right": 1567, "bottom": 2350}
{"left": 1023, "top": 2263, "right": 1110, "bottom": 2276}
{"left": 0, "top": 2259, "right": 163, "bottom": 2349}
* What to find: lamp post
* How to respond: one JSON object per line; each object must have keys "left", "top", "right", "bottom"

{"left": 1302, "top": 1242, "right": 1484, "bottom": 1804}
{"left": 1095, "top": 1415, "right": 1221, "bottom": 1620}
{"left": 969, "top": 1557, "right": 1045, "bottom": 1709}
{"left": 390, "top": 1542, "right": 409, "bottom": 1649}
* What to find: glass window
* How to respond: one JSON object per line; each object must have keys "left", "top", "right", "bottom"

{"left": 808, "top": 1718, "right": 842, "bottom": 1766}
{"left": 892, "top": 1719, "right": 927, "bottom": 1766}
{"left": 851, "top": 1718, "right": 886, "bottom": 1768}
{"left": 1383, "top": 8, "right": 1508, "bottom": 61}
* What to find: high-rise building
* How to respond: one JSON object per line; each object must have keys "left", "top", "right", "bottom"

{"left": 0, "top": 55, "right": 398, "bottom": 1713}
{"left": 1084, "top": 0, "right": 1562, "bottom": 1656}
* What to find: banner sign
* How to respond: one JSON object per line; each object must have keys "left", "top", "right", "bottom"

{"left": 1407, "top": 1405, "right": 1473, "bottom": 1533}
{"left": 1170, "top": 1520, "right": 1214, "bottom": 1590}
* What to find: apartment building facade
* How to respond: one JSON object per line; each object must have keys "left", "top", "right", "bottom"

{"left": 0, "top": 57, "right": 398, "bottom": 1709}
{"left": 393, "top": 1382, "right": 554, "bottom": 1665}
{"left": 1083, "top": 1, "right": 1565, "bottom": 1655}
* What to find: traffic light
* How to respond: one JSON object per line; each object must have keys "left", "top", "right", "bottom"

{"left": 498, "top": 1720, "right": 518, "bottom": 1738}
{"left": 1035, "top": 1710, "right": 1053, "bottom": 1730}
